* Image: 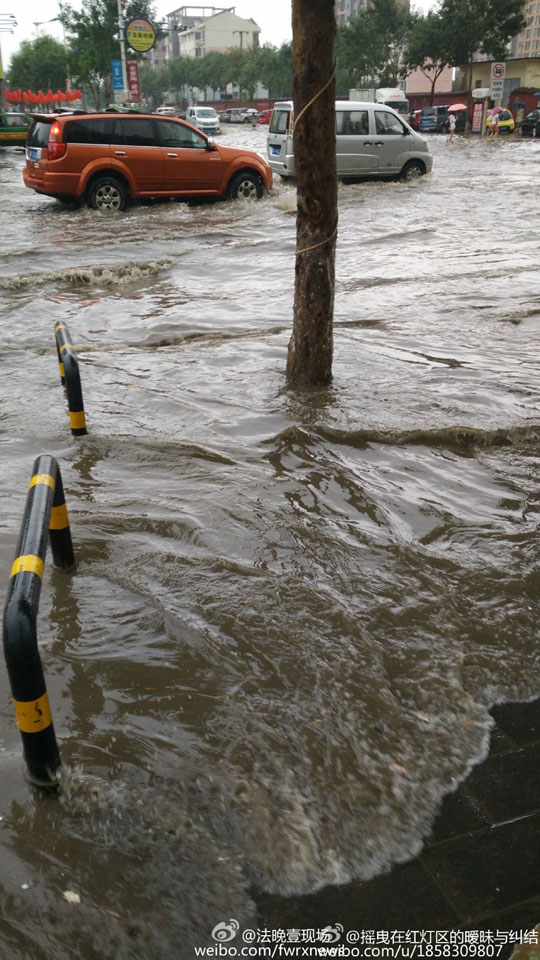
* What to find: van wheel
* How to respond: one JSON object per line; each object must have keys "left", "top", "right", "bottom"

{"left": 88, "top": 176, "right": 128, "bottom": 212}
{"left": 400, "top": 161, "right": 425, "bottom": 182}
{"left": 228, "top": 171, "right": 263, "bottom": 200}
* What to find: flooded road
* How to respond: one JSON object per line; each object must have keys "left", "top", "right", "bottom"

{"left": 1, "top": 127, "right": 539, "bottom": 957}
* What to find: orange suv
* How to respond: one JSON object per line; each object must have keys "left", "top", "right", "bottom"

{"left": 23, "top": 110, "right": 272, "bottom": 211}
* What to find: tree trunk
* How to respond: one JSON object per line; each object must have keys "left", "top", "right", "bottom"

{"left": 286, "top": 0, "right": 338, "bottom": 388}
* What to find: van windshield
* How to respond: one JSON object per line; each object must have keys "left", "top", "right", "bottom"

{"left": 196, "top": 109, "right": 217, "bottom": 118}
{"left": 269, "top": 109, "right": 291, "bottom": 134}
{"left": 384, "top": 100, "right": 409, "bottom": 115}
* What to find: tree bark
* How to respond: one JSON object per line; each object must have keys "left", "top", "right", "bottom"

{"left": 286, "top": 0, "right": 338, "bottom": 388}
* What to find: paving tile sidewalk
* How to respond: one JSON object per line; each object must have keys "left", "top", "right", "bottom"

{"left": 255, "top": 697, "right": 540, "bottom": 942}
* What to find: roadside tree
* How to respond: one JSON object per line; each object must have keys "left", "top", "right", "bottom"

{"left": 7, "top": 36, "right": 68, "bottom": 91}
{"left": 287, "top": 0, "right": 337, "bottom": 387}
{"left": 403, "top": 12, "right": 453, "bottom": 105}
{"left": 441, "top": 0, "right": 527, "bottom": 101}
{"left": 337, "top": 0, "right": 416, "bottom": 90}
{"left": 61, "top": 0, "right": 161, "bottom": 107}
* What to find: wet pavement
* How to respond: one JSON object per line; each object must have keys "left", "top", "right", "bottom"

{"left": 257, "top": 696, "right": 540, "bottom": 937}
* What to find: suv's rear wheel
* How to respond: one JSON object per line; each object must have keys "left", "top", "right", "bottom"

{"left": 88, "top": 176, "right": 128, "bottom": 212}
{"left": 228, "top": 171, "right": 263, "bottom": 200}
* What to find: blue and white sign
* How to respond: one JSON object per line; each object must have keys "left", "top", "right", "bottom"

{"left": 111, "top": 60, "right": 124, "bottom": 91}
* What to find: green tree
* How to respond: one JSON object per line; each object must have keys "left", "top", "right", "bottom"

{"left": 255, "top": 43, "right": 292, "bottom": 98}
{"left": 7, "top": 36, "right": 69, "bottom": 90}
{"left": 139, "top": 62, "right": 169, "bottom": 105}
{"left": 441, "top": 0, "right": 527, "bottom": 97}
{"left": 337, "top": 0, "right": 415, "bottom": 90}
{"left": 61, "top": 0, "right": 162, "bottom": 107}
{"left": 403, "top": 11, "right": 453, "bottom": 104}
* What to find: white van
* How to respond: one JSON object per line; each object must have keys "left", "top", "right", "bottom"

{"left": 185, "top": 106, "right": 221, "bottom": 135}
{"left": 267, "top": 100, "right": 433, "bottom": 181}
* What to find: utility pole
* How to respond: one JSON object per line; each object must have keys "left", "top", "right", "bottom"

{"left": 116, "top": 0, "right": 129, "bottom": 103}
{"left": 286, "top": 0, "right": 338, "bottom": 387}
{"left": 0, "top": 13, "right": 16, "bottom": 93}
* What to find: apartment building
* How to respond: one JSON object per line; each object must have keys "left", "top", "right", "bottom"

{"left": 335, "top": 0, "right": 370, "bottom": 24}
{"left": 510, "top": 0, "right": 540, "bottom": 57}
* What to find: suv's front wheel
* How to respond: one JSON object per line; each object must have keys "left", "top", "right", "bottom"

{"left": 228, "top": 171, "right": 263, "bottom": 200}
{"left": 88, "top": 175, "right": 128, "bottom": 212}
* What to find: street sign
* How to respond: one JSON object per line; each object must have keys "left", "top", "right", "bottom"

{"left": 125, "top": 17, "right": 156, "bottom": 52}
{"left": 127, "top": 60, "right": 140, "bottom": 101}
{"left": 111, "top": 59, "right": 124, "bottom": 92}
{"left": 490, "top": 62, "right": 506, "bottom": 101}
{"left": 472, "top": 102, "right": 484, "bottom": 133}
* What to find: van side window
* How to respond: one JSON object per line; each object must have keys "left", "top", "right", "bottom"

{"left": 157, "top": 120, "right": 207, "bottom": 149}
{"left": 375, "top": 111, "right": 406, "bottom": 136}
{"left": 113, "top": 118, "right": 156, "bottom": 146}
{"left": 336, "top": 111, "right": 369, "bottom": 136}
{"left": 270, "top": 110, "right": 290, "bottom": 134}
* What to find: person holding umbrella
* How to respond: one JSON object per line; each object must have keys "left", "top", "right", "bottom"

{"left": 488, "top": 105, "right": 505, "bottom": 137}
{"left": 448, "top": 111, "right": 456, "bottom": 141}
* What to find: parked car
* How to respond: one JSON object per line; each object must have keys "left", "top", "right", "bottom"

{"left": 257, "top": 109, "right": 272, "bottom": 125}
{"left": 23, "top": 111, "right": 272, "bottom": 211}
{"left": 520, "top": 109, "right": 540, "bottom": 137}
{"left": 185, "top": 106, "right": 221, "bottom": 135}
{"left": 155, "top": 106, "right": 177, "bottom": 116}
{"left": 220, "top": 108, "right": 243, "bottom": 124}
{"left": 418, "top": 106, "right": 450, "bottom": 133}
{"left": 241, "top": 108, "right": 259, "bottom": 123}
{"left": 485, "top": 109, "right": 515, "bottom": 134}
{"left": 267, "top": 100, "right": 432, "bottom": 181}
{"left": 0, "top": 111, "right": 31, "bottom": 147}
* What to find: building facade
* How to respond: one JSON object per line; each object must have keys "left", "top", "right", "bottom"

{"left": 335, "top": 0, "right": 370, "bottom": 24}
{"left": 454, "top": 56, "right": 540, "bottom": 101}
{"left": 165, "top": 6, "right": 260, "bottom": 59}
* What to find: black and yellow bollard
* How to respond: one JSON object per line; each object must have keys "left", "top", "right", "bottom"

{"left": 3, "top": 456, "right": 75, "bottom": 788}
{"left": 54, "top": 322, "right": 88, "bottom": 436}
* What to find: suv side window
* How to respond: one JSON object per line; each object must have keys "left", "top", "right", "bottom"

{"left": 64, "top": 118, "right": 114, "bottom": 144}
{"left": 336, "top": 110, "right": 369, "bottom": 135}
{"left": 375, "top": 111, "right": 406, "bottom": 136}
{"left": 112, "top": 118, "right": 157, "bottom": 146}
{"left": 157, "top": 119, "right": 207, "bottom": 149}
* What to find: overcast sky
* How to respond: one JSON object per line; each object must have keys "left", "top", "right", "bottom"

{"left": 1, "top": 1, "right": 434, "bottom": 73}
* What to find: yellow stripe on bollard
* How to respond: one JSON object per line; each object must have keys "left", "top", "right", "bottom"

{"left": 59, "top": 343, "right": 74, "bottom": 354}
{"left": 29, "top": 473, "right": 55, "bottom": 491}
{"left": 49, "top": 503, "right": 69, "bottom": 530}
{"left": 10, "top": 555, "right": 44, "bottom": 579}
{"left": 59, "top": 362, "right": 65, "bottom": 378}
{"left": 14, "top": 693, "right": 53, "bottom": 733}
{"left": 69, "top": 410, "right": 87, "bottom": 430}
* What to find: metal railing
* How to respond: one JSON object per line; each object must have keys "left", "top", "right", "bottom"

{"left": 54, "top": 322, "right": 88, "bottom": 436}
{"left": 3, "top": 456, "right": 75, "bottom": 788}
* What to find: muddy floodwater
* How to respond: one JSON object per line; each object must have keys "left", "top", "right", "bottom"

{"left": 0, "top": 127, "right": 539, "bottom": 958}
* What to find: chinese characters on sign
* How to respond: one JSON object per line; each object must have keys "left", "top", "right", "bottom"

{"left": 127, "top": 61, "right": 140, "bottom": 100}
{"left": 125, "top": 17, "right": 156, "bottom": 53}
